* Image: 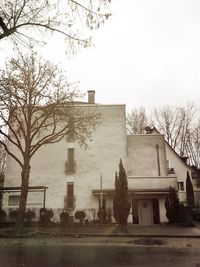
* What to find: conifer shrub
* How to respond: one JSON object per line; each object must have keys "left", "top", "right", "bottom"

{"left": 165, "top": 187, "right": 180, "bottom": 223}
{"left": 186, "top": 171, "right": 195, "bottom": 207}
{"left": 165, "top": 186, "right": 195, "bottom": 226}
{"left": 113, "top": 159, "right": 131, "bottom": 226}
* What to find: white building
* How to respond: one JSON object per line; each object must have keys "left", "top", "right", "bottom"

{"left": 2, "top": 91, "right": 199, "bottom": 224}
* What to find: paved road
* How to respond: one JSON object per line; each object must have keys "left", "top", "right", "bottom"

{"left": 1, "top": 237, "right": 200, "bottom": 267}
{"left": 1, "top": 245, "right": 200, "bottom": 267}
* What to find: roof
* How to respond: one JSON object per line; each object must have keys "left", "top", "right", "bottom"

{"left": 165, "top": 141, "right": 192, "bottom": 169}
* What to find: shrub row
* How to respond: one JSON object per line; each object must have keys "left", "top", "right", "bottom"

{"left": 0, "top": 208, "right": 112, "bottom": 224}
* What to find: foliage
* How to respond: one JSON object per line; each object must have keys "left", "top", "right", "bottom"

{"left": 75, "top": 210, "right": 86, "bottom": 225}
{"left": 24, "top": 210, "right": 36, "bottom": 223}
{"left": 164, "top": 187, "right": 180, "bottom": 223}
{"left": 9, "top": 209, "right": 19, "bottom": 220}
{"left": 0, "top": 51, "right": 100, "bottom": 226}
{"left": 186, "top": 171, "right": 195, "bottom": 206}
{"left": 106, "top": 208, "right": 112, "bottom": 223}
{"left": 126, "top": 107, "right": 152, "bottom": 134}
{"left": 0, "top": 0, "right": 112, "bottom": 53}
{"left": 88, "top": 208, "right": 98, "bottom": 223}
{"left": 60, "top": 210, "right": 69, "bottom": 224}
{"left": 165, "top": 187, "right": 195, "bottom": 226}
{"left": 97, "top": 208, "right": 107, "bottom": 224}
{"left": 127, "top": 104, "right": 200, "bottom": 168}
{"left": 0, "top": 209, "right": 7, "bottom": 222}
{"left": 113, "top": 159, "right": 131, "bottom": 226}
{"left": 153, "top": 104, "right": 196, "bottom": 157}
{"left": 191, "top": 208, "right": 200, "bottom": 221}
{"left": 39, "top": 208, "right": 53, "bottom": 224}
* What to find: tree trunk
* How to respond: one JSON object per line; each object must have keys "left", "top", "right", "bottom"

{"left": 16, "top": 162, "right": 31, "bottom": 228}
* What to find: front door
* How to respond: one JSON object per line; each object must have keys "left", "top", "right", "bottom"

{"left": 138, "top": 199, "right": 154, "bottom": 225}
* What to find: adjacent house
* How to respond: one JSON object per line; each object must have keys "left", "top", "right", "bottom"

{"left": 1, "top": 91, "right": 199, "bottom": 224}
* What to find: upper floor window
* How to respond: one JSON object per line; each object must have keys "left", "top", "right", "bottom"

{"left": 67, "top": 117, "right": 75, "bottom": 142}
{"left": 8, "top": 195, "right": 20, "bottom": 206}
{"left": 65, "top": 148, "right": 76, "bottom": 174}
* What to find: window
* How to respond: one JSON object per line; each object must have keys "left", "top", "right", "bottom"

{"left": 178, "top": 182, "right": 184, "bottom": 191}
{"left": 8, "top": 195, "right": 20, "bottom": 206}
{"left": 67, "top": 148, "right": 75, "bottom": 173}
{"left": 67, "top": 117, "right": 75, "bottom": 142}
{"left": 66, "top": 182, "right": 74, "bottom": 209}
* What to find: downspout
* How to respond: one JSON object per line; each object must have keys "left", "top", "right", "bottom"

{"left": 156, "top": 144, "right": 161, "bottom": 176}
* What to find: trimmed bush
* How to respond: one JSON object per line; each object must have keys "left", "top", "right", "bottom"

{"left": 191, "top": 208, "right": 200, "bottom": 221}
{"left": 60, "top": 210, "right": 69, "bottom": 224}
{"left": 9, "top": 209, "right": 19, "bottom": 221}
{"left": 0, "top": 209, "right": 7, "bottom": 222}
{"left": 25, "top": 210, "right": 36, "bottom": 223}
{"left": 75, "top": 210, "right": 85, "bottom": 225}
{"left": 40, "top": 208, "right": 53, "bottom": 224}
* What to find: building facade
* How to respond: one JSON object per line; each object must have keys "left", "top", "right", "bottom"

{"left": 2, "top": 91, "right": 199, "bottom": 224}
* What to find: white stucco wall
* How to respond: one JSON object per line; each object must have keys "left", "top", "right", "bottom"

{"left": 73, "top": 105, "right": 127, "bottom": 210}
{"left": 159, "top": 198, "right": 168, "bottom": 223}
{"left": 127, "top": 134, "right": 168, "bottom": 177}
{"left": 4, "top": 104, "right": 127, "bottom": 212}
{"left": 165, "top": 143, "right": 192, "bottom": 203}
{"left": 128, "top": 176, "right": 177, "bottom": 191}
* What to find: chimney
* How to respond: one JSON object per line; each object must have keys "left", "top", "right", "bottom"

{"left": 87, "top": 90, "right": 95, "bottom": 104}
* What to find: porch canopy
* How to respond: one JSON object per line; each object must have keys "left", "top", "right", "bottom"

{"left": 0, "top": 186, "right": 48, "bottom": 208}
{"left": 92, "top": 188, "right": 174, "bottom": 198}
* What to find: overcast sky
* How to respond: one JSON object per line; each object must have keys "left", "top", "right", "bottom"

{"left": 1, "top": 0, "right": 200, "bottom": 113}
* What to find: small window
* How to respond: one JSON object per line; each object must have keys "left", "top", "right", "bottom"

{"left": 67, "top": 117, "right": 75, "bottom": 142}
{"left": 68, "top": 148, "right": 75, "bottom": 173}
{"left": 66, "top": 183, "right": 74, "bottom": 209}
{"left": 178, "top": 182, "right": 184, "bottom": 191}
{"left": 8, "top": 195, "right": 20, "bottom": 206}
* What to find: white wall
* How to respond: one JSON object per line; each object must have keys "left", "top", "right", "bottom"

{"left": 165, "top": 143, "right": 192, "bottom": 203}
{"left": 127, "top": 134, "right": 168, "bottom": 177}
{"left": 4, "top": 104, "right": 127, "bottom": 211}
{"left": 159, "top": 198, "right": 168, "bottom": 223}
{"left": 128, "top": 176, "right": 177, "bottom": 191}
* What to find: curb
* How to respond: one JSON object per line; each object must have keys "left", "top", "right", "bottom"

{"left": 1, "top": 231, "right": 200, "bottom": 239}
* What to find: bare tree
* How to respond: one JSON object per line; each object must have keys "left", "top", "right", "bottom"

{"left": 126, "top": 107, "right": 152, "bottom": 134}
{"left": 153, "top": 104, "right": 196, "bottom": 156}
{"left": 0, "top": 50, "right": 100, "bottom": 226}
{"left": 0, "top": 0, "right": 111, "bottom": 51}
{"left": 185, "top": 119, "right": 200, "bottom": 168}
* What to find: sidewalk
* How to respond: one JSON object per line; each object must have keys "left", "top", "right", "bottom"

{"left": 1, "top": 223, "right": 200, "bottom": 238}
